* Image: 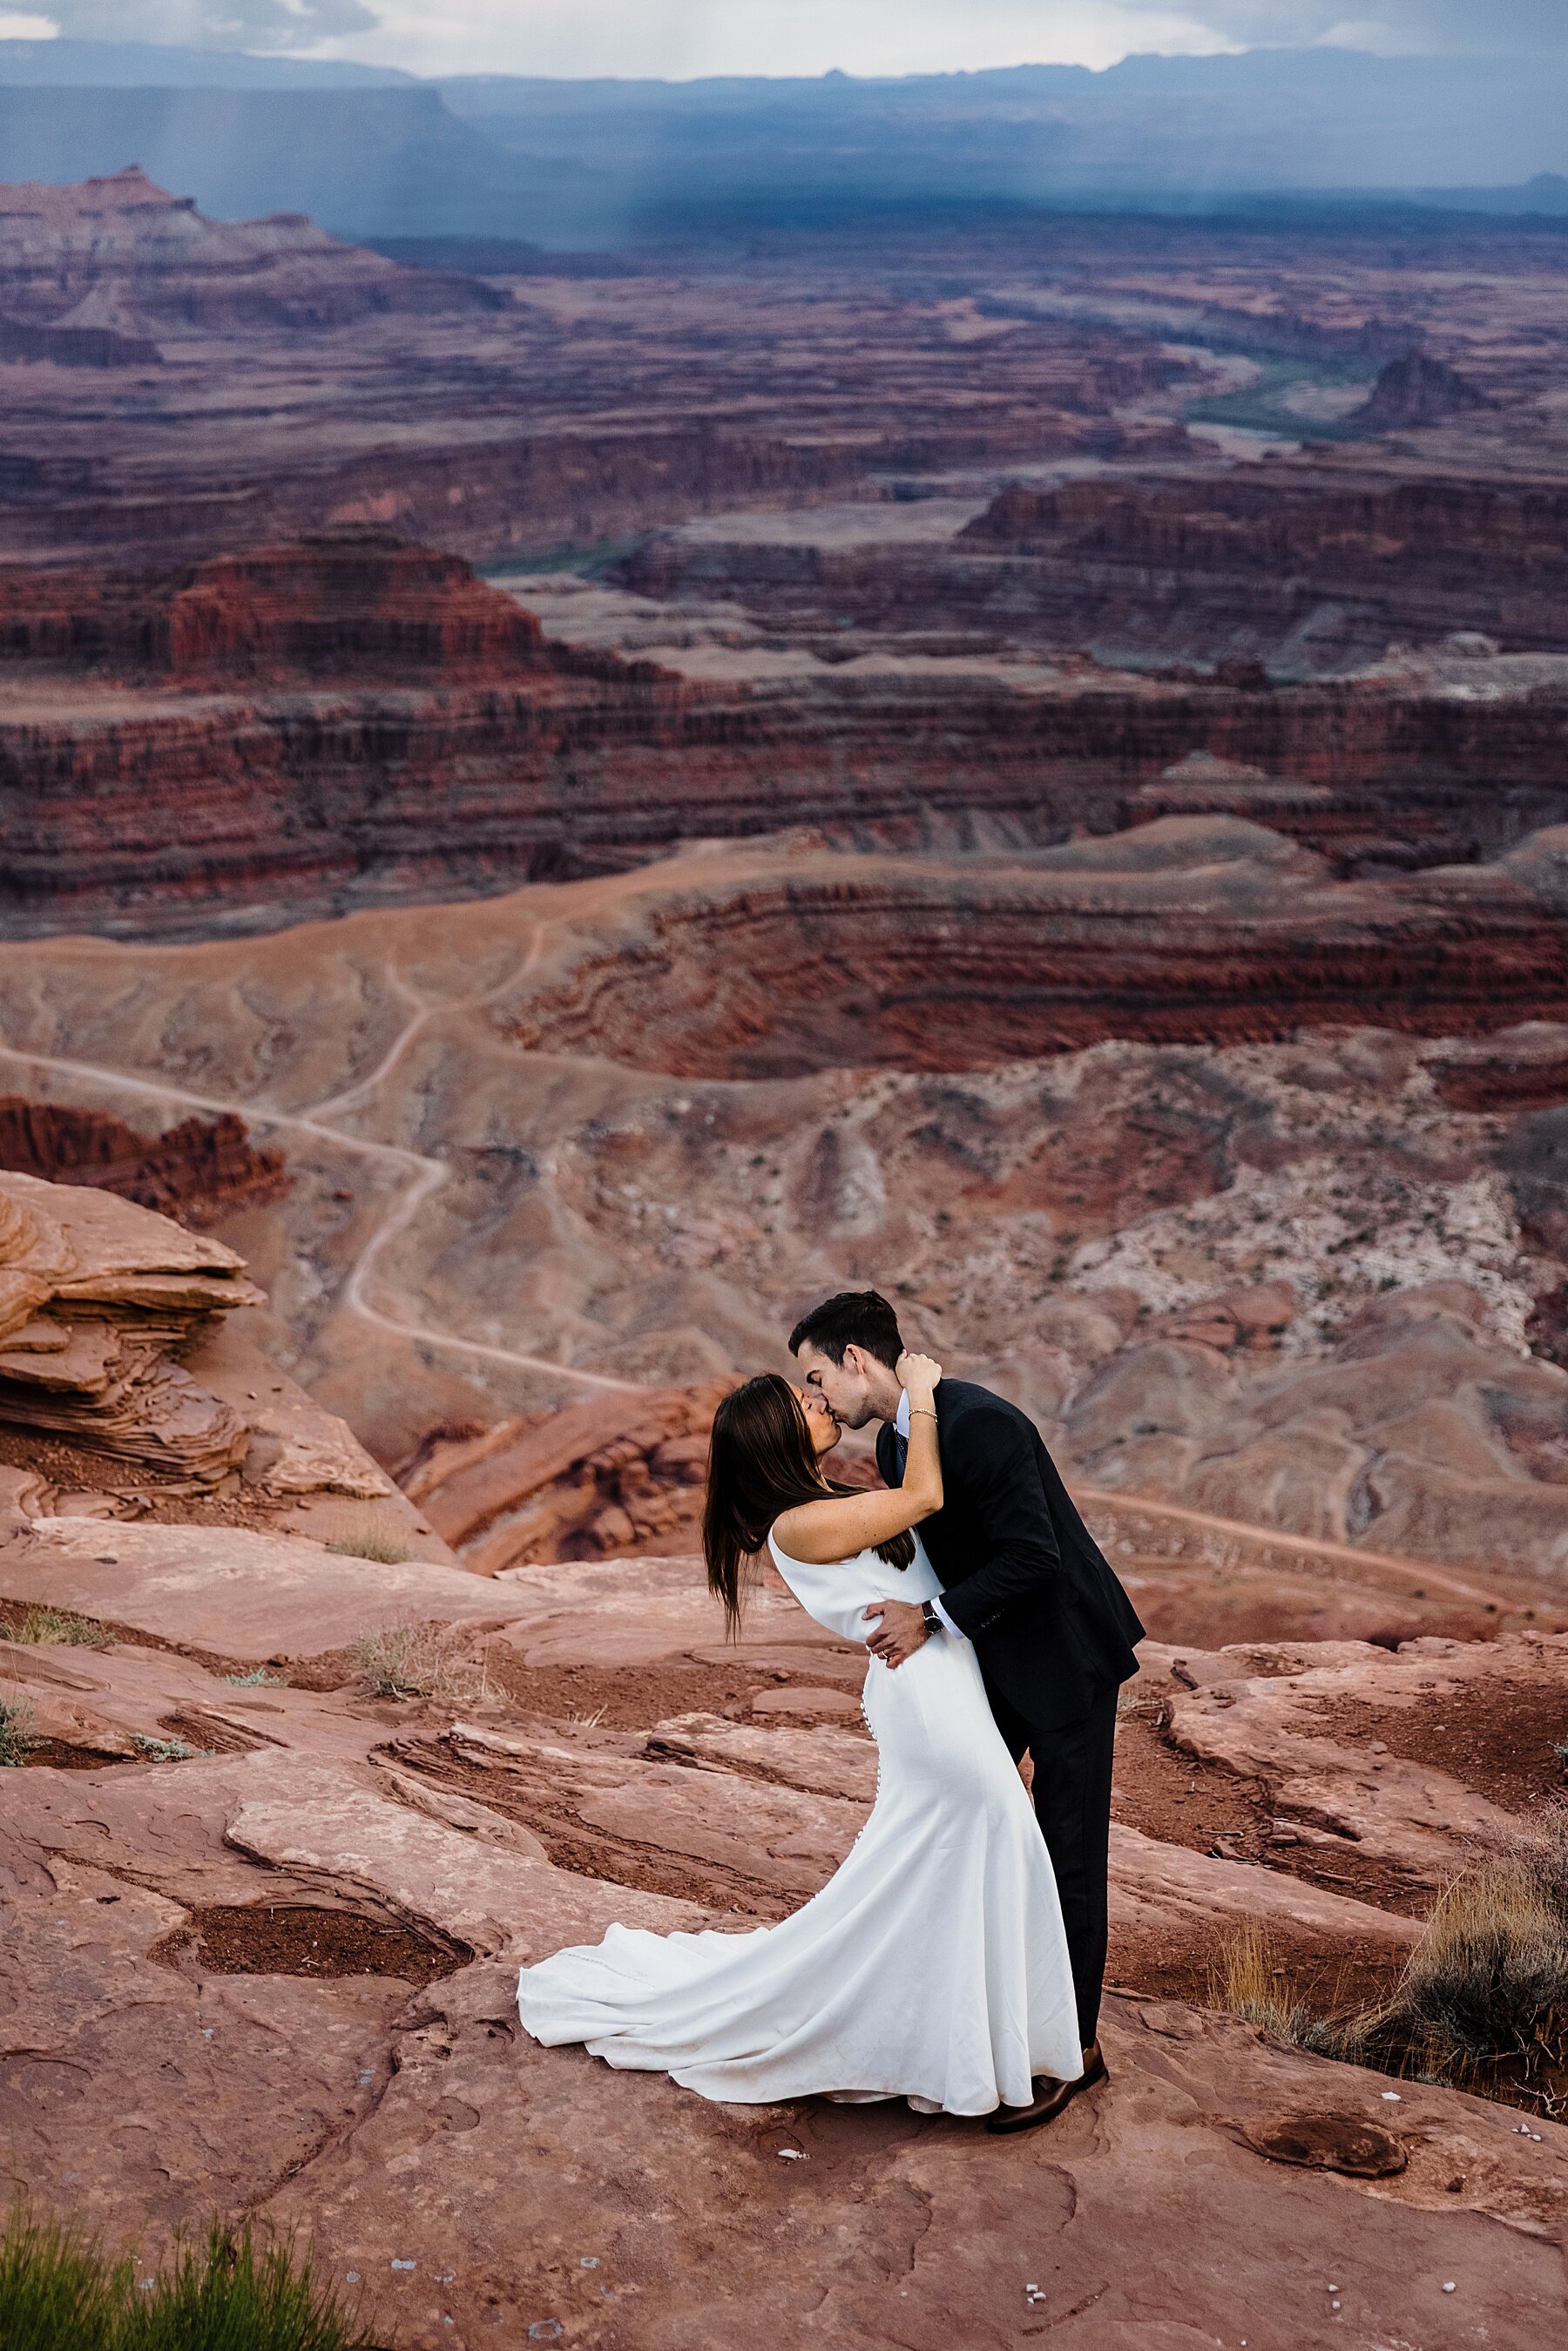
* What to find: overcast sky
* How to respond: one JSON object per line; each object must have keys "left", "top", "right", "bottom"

{"left": 7, "top": 1, "right": 1563, "bottom": 77}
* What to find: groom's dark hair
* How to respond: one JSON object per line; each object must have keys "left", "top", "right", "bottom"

{"left": 788, "top": 1288, "right": 904, "bottom": 1371}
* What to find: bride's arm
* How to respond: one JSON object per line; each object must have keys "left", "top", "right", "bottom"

{"left": 773, "top": 1353, "right": 943, "bottom": 1564}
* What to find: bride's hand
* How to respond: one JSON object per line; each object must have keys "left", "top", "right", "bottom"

{"left": 896, "top": 1349, "right": 942, "bottom": 1405}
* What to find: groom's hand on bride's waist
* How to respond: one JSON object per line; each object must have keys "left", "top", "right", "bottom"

{"left": 862, "top": 1598, "right": 931, "bottom": 1668}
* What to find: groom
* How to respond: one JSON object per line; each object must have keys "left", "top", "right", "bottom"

{"left": 789, "top": 1287, "right": 1144, "bottom": 2131}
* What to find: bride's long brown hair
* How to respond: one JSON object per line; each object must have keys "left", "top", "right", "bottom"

{"left": 703, "top": 1373, "right": 912, "bottom": 1638}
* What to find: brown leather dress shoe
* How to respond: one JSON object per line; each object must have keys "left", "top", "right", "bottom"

{"left": 986, "top": 2044, "right": 1107, "bottom": 2134}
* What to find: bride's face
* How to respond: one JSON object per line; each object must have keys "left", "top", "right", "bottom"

{"left": 793, "top": 1381, "right": 842, "bottom": 1458}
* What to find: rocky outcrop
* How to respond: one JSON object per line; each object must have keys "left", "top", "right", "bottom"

{"left": 399, "top": 1382, "right": 731, "bottom": 1571}
{"left": 1348, "top": 353, "right": 1492, "bottom": 434}
{"left": 1, "top": 1519, "right": 1564, "bottom": 2345}
{"left": 505, "top": 819, "right": 1568, "bottom": 1077}
{"left": 0, "top": 312, "right": 160, "bottom": 368}
{"left": 0, "top": 531, "right": 571, "bottom": 680}
{"left": 0, "top": 1172, "right": 263, "bottom": 1482}
{"left": 0, "top": 1098, "right": 285, "bottom": 1224}
{"left": 0, "top": 167, "right": 502, "bottom": 343}
{"left": 0, "top": 1172, "right": 426, "bottom": 1525}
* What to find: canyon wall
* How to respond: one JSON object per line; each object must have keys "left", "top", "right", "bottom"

{"left": 0, "top": 1098, "right": 285, "bottom": 1225}
{"left": 6, "top": 538, "right": 1568, "bottom": 930}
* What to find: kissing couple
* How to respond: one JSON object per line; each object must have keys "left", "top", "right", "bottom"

{"left": 517, "top": 1288, "right": 1145, "bottom": 2128}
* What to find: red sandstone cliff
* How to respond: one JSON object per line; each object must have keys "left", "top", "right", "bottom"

{"left": 955, "top": 470, "right": 1568, "bottom": 656}
{"left": 6, "top": 530, "right": 1568, "bottom": 935}
{"left": 0, "top": 1099, "right": 286, "bottom": 1224}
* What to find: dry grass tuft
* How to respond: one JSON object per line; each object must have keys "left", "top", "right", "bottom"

{"left": 1205, "top": 1922, "right": 1359, "bottom": 2052}
{"left": 351, "top": 1620, "right": 489, "bottom": 1706}
{"left": 1393, "top": 1859, "right": 1568, "bottom": 2071}
{"left": 10, "top": 1606, "right": 113, "bottom": 1651}
{"left": 0, "top": 1693, "right": 37, "bottom": 1767}
{"left": 1208, "top": 1812, "right": 1568, "bottom": 2106}
{"left": 325, "top": 1530, "right": 414, "bottom": 1565}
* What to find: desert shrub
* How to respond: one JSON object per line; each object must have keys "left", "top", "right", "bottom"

{"left": 0, "top": 2206, "right": 376, "bottom": 2350}
{"left": 351, "top": 1620, "right": 486, "bottom": 1706}
{"left": 225, "top": 1668, "right": 285, "bottom": 1687}
{"left": 11, "top": 1608, "right": 113, "bottom": 1651}
{"left": 1394, "top": 1860, "right": 1568, "bottom": 2070}
{"left": 0, "top": 1695, "right": 36, "bottom": 1767}
{"left": 132, "top": 1736, "right": 197, "bottom": 1764}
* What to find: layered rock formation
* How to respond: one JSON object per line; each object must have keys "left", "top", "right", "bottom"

{"left": 503, "top": 820, "right": 1568, "bottom": 1076}
{"left": 0, "top": 1098, "right": 284, "bottom": 1224}
{"left": 10, "top": 536, "right": 1568, "bottom": 932}
{"left": 0, "top": 531, "right": 568, "bottom": 682}
{"left": 0, "top": 1173, "right": 263, "bottom": 1482}
{"left": 956, "top": 468, "right": 1568, "bottom": 663}
{"left": 0, "top": 166, "right": 501, "bottom": 347}
{"left": 400, "top": 1382, "right": 730, "bottom": 1571}
{"left": 0, "top": 1170, "right": 437, "bottom": 1539}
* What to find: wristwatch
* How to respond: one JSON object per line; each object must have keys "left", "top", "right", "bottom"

{"left": 920, "top": 1600, "right": 943, "bottom": 1637}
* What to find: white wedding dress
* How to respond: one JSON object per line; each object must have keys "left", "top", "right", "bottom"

{"left": 515, "top": 1529, "right": 1083, "bottom": 2114}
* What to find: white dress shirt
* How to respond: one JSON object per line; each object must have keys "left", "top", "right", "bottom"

{"left": 895, "top": 1389, "right": 963, "bottom": 1638}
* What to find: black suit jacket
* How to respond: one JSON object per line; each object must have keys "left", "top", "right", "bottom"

{"left": 877, "top": 1378, "right": 1144, "bottom": 1733}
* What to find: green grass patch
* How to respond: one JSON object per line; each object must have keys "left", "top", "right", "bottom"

{"left": 0, "top": 2207, "right": 379, "bottom": 2350}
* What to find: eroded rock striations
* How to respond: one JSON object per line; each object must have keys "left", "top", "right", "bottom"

{"left": 0, "top": 1172, "right": 422, "bottom": 1523}
{"left": 0, "top": 1173, "right": 263, "bottom": 1482}
{"left": 0, "top": 166, "right": 501, "bottom": 350}
{"left": 9, "top": 537, "right": 1568, "bottom": 932}
{"left": 0, "top": 1098, "right": 285, "bottom": 1224}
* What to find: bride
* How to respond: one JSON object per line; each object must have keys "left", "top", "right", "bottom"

{"left": 515, "top": 1352, "right": 1083, "bottom": 2117}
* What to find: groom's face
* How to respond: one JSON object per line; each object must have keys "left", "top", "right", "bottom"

{"left": 795, "top": 1340, "right": 876, "bottom": 1429}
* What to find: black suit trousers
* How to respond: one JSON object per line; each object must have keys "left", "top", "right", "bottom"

{"left": 987, "top": 1679, "right": 1117, "bottom": 2049}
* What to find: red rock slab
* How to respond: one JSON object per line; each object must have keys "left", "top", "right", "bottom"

{"left": 3, "top": 1518, "right": 531, "bottom": 1659}
{"left": 224, "top": 1769, "right": 709, "bottom": 1960}
{"left": 747, "top": 1685, "right": 864, "bottom": 1719}
{"left": 0, "top": 1629, "right": 389, "bottom": 1767}
{"left": 402, "top": 1718, "right": 1423, "bottom": 1975}
{"left": 645, "top": 1713, "right": 880, "bottom": 1801}
{"left": 1166, "top": 1632, "right": 1568, "bottom": 1880}
{"left": 1108, "top": 1822, "right": 1420, "bottom": 1956}
{"left": 404, "top": 1722, "right": 871, "bottom": 1915}
{"left": 257, "top": 1965, "right": 1568, "bottom": 2351}
{"left": 0, "top": 1854, "right": 409, "bottom": 2239}
{"left": 491, "top": 1550, "right": 861, "bottom": 1679}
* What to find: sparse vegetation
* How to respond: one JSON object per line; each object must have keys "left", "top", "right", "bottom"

{"left": 1209, "top": 1810, "right": 1568, "bottom": 2111}
{"left": 350, "top": 1620, "right": 487, "bottom": 1706}
{"left": 1392, "top": 1862, "right": 1568, "bottom": 2071}
{"left": 225, "top": 1668, "right": 285, "bottom": 1688}
{"left": 0, "top": 2202, "right": 377, "bottom": 2350}
{"left": 132, "top": 1735, "right": 198, "bottom": 1764}
{"left": 0, "top": 1695, "right": 36, "bottom": 1767}
{"left": 10, "top": 1607, "right": 113, "bottom": 1651}
{"left": 325, "top": 1531, "right": 414, "bottom": 1566}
